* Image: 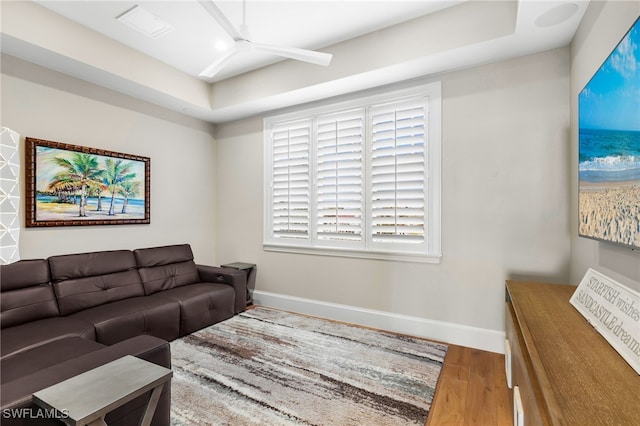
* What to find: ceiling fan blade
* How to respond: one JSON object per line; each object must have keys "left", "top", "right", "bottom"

{"left": 251, "top": 43, "right": 333, "bottom": 67}
{"left": 198, "top": 0, "right": 243, "bottom": 41}
{"left": 199, "top": 47, "right": 240, "bottom": 79}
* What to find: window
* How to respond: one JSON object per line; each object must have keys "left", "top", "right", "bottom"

{"left": 264, "top": 82, "right": 441, "bottom": 263}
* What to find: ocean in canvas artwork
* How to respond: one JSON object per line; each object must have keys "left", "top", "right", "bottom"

{"left": 579, "top": 17, "right": 640, "bottom": 185}
{"left": 578, "top": 128, "right": 640, "bottom": 183}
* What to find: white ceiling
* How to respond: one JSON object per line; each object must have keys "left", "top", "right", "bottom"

{"left": 35, "top": 0, "right": 470, "bottom": 81}
{"left": 34, "top": 0, "right": 465, "bottom": 81}
{"left": 2, "top": 1, "right": 590, "bottom": 123}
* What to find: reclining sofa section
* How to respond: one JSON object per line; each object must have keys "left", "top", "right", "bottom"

{"left": 0, "top": 244, "right": 247, "bottom": 425}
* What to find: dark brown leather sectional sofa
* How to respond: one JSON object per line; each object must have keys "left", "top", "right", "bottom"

{"left": 0, "top": 244, "right": 247, "bottom": 425}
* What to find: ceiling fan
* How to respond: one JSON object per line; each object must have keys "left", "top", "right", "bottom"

{"left": 198, "top": 0, "right": 333, "bottom": 80}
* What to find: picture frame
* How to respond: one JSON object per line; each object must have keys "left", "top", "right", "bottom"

{"left": 25, "top": 137, "right": 150, "bottom": 227}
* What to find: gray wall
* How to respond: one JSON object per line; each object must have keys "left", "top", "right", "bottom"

{"left": 214, "top": 47, "right": 571, "bottom": 336}
{"left": 1, "top": 56, "right": 218, "bottom": 264}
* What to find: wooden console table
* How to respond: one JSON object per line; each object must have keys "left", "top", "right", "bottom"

{"left": 33, "top": 355, "right": 172, "bottom": 426}
{"left": 505, "top": 281, "right": 639, "bottom": 425}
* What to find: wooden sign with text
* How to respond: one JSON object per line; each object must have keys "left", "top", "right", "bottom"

{"left": 570, "top": 268, "right": 640, "bottom": 375}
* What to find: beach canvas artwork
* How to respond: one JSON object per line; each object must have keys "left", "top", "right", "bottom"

{"left": 25, "top": 138, "right": 150, "bottom": 227}
{"left": 578, "top": 18, "right": 640, "bottom": 249}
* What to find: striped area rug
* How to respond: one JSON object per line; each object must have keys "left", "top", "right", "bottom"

{"left": 170, "top": 306, "right": 447, "bottom": 426}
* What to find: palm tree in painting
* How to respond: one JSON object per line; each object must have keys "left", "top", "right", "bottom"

{"left": 103, "top": 159, "right": 136, "bottom": 216}
{"left": 118, "top": 180, "right": 141, "bottom": 214}
{"left": 50, "top": 153, "right": 104, "bottom": 217}
{"left": 47, "top": 175, "right": 77, "bottom": 203}
{"left": 87, "top": 182, "right": 107, "bottom": 212}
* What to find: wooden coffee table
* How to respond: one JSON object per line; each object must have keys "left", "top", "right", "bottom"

{"left": 33, "top": 355, "right": 172, "bottom": 426}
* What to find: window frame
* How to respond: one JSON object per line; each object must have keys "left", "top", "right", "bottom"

{"left": 263, "top": 82, "right": 442, "bottom": 263}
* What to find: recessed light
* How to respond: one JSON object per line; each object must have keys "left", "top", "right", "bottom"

{"left": 535, "top": 3, "right": 579, "bottom": 28}
{"left": 116, "top": 5, "right": 175, "bottom": 39}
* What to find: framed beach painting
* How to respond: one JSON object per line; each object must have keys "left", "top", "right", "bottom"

{"left": 25, "top": 137, "right": 150, "bottom": 227}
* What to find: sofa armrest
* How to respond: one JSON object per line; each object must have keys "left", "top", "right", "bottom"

{"left": 196, "top": 265, "right": 247, "bottom": 314}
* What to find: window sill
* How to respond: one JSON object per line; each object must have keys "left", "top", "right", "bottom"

{"left": 263, "top": 243, "right": 442, "bottom": 264}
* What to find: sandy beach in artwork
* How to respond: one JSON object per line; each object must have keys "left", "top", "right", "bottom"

{"left": 579, "top": 180, "right": 640, "bottom": 247}
{"left": 35, "top": 199, "right": 145, "bottom": 221}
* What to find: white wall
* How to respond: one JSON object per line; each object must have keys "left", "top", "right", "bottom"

{"left": 1, "top": 55, "right": 218, "bottom": 264}
{"left": 214, "top": 48, "right": 571, "bottom": 351}
{"left": 569, "top": 1, "right": 640, "bottom": 291}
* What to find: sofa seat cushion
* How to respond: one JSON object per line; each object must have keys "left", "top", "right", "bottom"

{"left": 1, "top": 337, "right": 105, "bottom": 384}
{"left": 149, "top": 283, "right": 235, "bottom": 336}
{"left": 1, "top": 317, "right": 96, "bottom": 360}
{"left": 70, "top": 296, "right": 180, "bottom": 345}
{"left": 197, "top": 264, "right": 248, "bottom": 314}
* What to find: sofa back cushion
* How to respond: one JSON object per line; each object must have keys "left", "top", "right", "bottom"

{"left": 0, "top": 259, "right": 59, "bottom": 328}
{"left": 49, "top": 250, "right": 145, "bottom": 316}
{"left": 134, "top": 244, "right": 200, "bottom": 295}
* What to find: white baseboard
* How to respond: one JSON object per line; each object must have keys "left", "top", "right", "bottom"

{"left": 252, "top": 290, "right": 505, "bottom": 354}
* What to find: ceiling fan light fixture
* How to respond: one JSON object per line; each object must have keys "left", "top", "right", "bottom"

{"left": 198, "top": 0, "right": 332, "bottom": 80}
{"left": 214, "top": 40, "right": 230, "bottom": 51}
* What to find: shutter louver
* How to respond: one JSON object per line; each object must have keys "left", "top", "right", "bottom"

{"left": 316, "top": 110, "right": 364, "bottom": 242}
{"left": 371, "top": 100, "right": 427, "bottom": 244}
{"left": 271, "top": 122, "right": 311, "bottom": 239}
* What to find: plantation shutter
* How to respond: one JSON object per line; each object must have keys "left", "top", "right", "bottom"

{"left": 315, "top": 110, "right": 364, "bottom": 242}
{"left": 271, "top": 121, "right": 311, "bottom": 239}
{"left": 265, "top": 82, "right": 441, "bottom": 261}
{"left": 370, "top": 99, "right": 428, "bottom": 244}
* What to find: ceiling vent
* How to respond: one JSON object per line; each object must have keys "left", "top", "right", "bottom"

{"left": 116, "top": 5, "right": 175, "bottom": 39}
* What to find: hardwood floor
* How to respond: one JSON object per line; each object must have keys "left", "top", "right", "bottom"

{"left": 426, "top": 345, "right": 512, "bottom": 426}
